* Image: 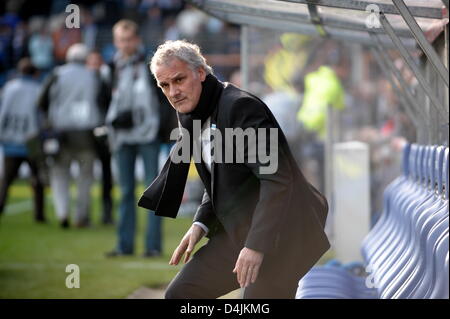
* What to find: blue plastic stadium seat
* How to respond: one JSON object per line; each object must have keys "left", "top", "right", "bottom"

{"left": 296, "top": 144, "right": 449, "bottom": 299}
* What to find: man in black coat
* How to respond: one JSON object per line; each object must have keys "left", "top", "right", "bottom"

{"left": 138, "top": 40, "right": 330, "bottom": 299}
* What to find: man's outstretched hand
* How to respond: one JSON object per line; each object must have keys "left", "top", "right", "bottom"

{"left": 169, "top": 224, "right": 206, "bottom": 265}
{"left": 233, "top": 247, "right": 264, "bottom": 288}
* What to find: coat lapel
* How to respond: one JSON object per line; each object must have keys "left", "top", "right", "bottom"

{"left": 210, "top": 102, "right": 221, "bottom": 207}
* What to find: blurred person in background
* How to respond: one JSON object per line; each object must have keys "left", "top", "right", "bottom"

{"left": 87, "top": 50, "right": 114, "bottom": 225}
{"left": 262, "top": 74, "right": 303, "bottom": 167}
{"left": 37, "top": 43, "right": 102, "bottom": 228}
{"left": 0, "top": 58, "right": 45, "bottom": 222}
{"left": 50, "top": 14, "right": 82, "bottom": 65}
{"left": 80, "top": 8, "right": 98, "bottom": 50}
{"left": 0, "top": 18, "right": 15, "bottom": 86}
{"left": 296, "top": 58, "right": 346, "bottom": 193}
{"left": 105, "top": 19, "right": 168, "bottom": 258}
{"left": 27, "top": 16, "right": 54, "bottom": 77}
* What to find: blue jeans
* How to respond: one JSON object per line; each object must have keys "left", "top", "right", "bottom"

{"left": 115, "top": 141, "right": 161, "bottom": 254}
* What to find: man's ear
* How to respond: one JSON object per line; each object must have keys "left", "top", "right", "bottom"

{"left": 198, "top": 67, "right": 207, "bottom": 82}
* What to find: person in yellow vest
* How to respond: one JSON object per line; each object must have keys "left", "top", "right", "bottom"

{"left": 296, "top": 65, "right": 346, "bottom": 193}
{"left": 264, "top": 33, "right": 309, "bottom": 94}
{"left": 297, "top": 65, "right": 345, "bottom": 139}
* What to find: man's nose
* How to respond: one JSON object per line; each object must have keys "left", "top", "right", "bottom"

{"left": 169, "top": 85, "right": 180, "bottom": 98}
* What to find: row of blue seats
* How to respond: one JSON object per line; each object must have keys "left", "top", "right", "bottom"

{"left": 296, "top": 143, "right": 449, "bottom": 299}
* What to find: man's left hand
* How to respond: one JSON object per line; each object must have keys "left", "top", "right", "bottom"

{"left": 233, "top": 247, "right": 264, "bottom": 288}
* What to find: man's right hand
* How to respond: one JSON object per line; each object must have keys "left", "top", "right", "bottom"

{"left": 169, "top": 224, "right": 206, "bottom": 265}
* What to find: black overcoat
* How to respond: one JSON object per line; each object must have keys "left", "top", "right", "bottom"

{"left": 139, "top": 80, "right": 330, "bottom": 282}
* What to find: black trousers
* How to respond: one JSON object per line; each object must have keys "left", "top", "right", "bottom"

{"left": 0, "top": 155, "right": 45, "bottom": 221}
{"left": 94, "top": 137, "right": 113, "bottom": 223}
{"left": 165, "top": 231, "right": 299, "bottom": 299}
